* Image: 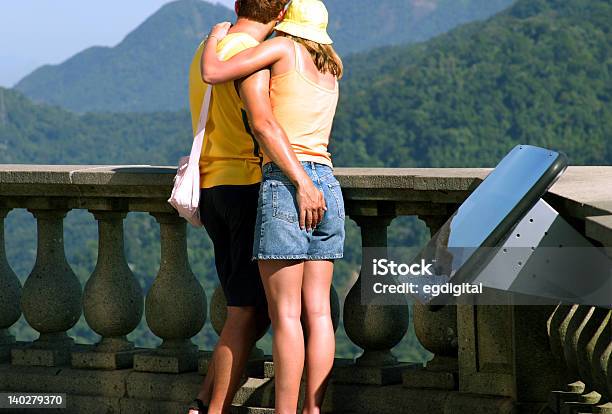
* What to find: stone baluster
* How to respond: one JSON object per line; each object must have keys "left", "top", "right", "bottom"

{"left": 561, "top": 305, "right": 603, "bottom": 408}
{"left": 576, "top": 307, "right": 609, "bottom": 404}
{"left": 554, "top": 306, "right": 612, "bottom": 414}
{"left": 563, "top": 306, "right": 593, "bottom": 384}
{"left": 340, "top": 214, "right": 411, "bottom": 385}
{"left": 73, "top": 210, "right": 144, "bottom": 369}
{"left": 589, "top": 310, "right": 611, "bottom": 408}
{"left": 547, "top": 304, "right": 587, "bottom": 410}
{"left": 412, "top": 214, "right": 458, "bottom": 372}
{"left": 548, "top": 304, "right": 578, "bottom": 383}
{"left": 134, "top": 212, "right": 206, "bottom": 373}
{"left": 15, "top": 208, "right": 82, "bottom": 366}
{"left": 0, "top": 208, "right": 21, "bottom": 362}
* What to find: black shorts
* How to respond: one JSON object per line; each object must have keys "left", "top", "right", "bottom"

{"left": 200, "top": 184, "right": 267, "bottom": 308}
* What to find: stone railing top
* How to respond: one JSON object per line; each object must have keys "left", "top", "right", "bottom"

{"left": 0, "top": 164, "right": 491, "bottom": 189}
{"left": 0, "top": 164, "right": 610, "bottom": 240}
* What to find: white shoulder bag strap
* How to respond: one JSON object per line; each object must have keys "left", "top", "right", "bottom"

{"left": 166, "top": 84, "right": 211, "bottom": 228}
{"left": 168, "top": 34, "right": 247, "bottom": 227}
{"left": 191, "top": 85, "right": 212, "bottom": 163}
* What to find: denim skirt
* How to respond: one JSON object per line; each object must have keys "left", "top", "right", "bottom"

{"left": 252, "top": 161, "right": 346, "bottom": 261}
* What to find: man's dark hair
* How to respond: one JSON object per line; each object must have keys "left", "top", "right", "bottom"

{"left": 237, "top": 0, "right": 288, "bottom": 24}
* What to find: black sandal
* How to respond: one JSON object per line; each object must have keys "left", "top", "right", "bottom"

{"left": 187, "top": 398, "right": 209, "bottom": 413}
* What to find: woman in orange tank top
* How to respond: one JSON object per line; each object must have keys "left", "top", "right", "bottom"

{"left": 202, "top": 1, "right": 345, "bottom": 413}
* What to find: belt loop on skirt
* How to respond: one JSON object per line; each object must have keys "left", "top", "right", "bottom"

{"left": 309, "top": 161, "right": 321, "bottom": 184}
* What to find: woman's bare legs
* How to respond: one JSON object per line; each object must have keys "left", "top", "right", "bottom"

{"left": 301, "top": 260, "right": 335, "bottom": 414}
{"left": 259, "top": 260, "right": 305, "bottom": 414}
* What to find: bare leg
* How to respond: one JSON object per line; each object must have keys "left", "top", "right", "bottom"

{"left": 259, "top": 260, "right": 305, "bottom": 414}
{"left": 301, "top": 260, "right": 335, "bottom": 414}
{"left": 203, "top": 306, "right": 260, "bottom": 414}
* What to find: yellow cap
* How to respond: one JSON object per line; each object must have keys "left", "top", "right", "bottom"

{"left": 275, "top": 0, "right": 333, "bottom": 45}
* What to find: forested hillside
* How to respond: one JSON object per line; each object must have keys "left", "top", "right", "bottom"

{"left": 14, "top": 0, "right": 515, "bottom": 113}
{"left": 332, "top": 0, "right": 612, "bottom": 168}
{"left": 0, "top": 88, "right": 191, "bottom": 165}
{"left": 10, "top": 0, "right": 612, "bottom": 166}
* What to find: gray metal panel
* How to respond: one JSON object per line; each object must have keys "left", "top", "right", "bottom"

{"left": 474, "top": 199, "right": 611, "bottom": 307}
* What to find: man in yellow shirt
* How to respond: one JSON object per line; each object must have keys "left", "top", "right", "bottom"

{"left": 188, "top": 1, "right": 327, "bottom": 413}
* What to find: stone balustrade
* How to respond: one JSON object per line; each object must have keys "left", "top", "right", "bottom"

{"left": 0, "top": 164, "right": 610, "bottom": 414}
{"left": 547, "top": 305, "right": 612, "bottom": 413}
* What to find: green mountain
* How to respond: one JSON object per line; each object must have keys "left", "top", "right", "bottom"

{"left": 331, "top": 0, "right": 612, "bottom": 168}
{"left": 14, "top": 0, "right": 515, "bottom": 113}
{"left": 327, "top": 0, "right": 515, "bottom": 54}
{"left": 13, "top": 0, "right": 234, "bottom": 113}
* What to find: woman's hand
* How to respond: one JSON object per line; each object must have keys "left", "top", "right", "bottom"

{"left": 208, "top": 22, "right": 231, "bottom": 42}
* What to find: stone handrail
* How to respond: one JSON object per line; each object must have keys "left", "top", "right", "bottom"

{"left": 0, "top": 164, "right": 610, "bottom": 413}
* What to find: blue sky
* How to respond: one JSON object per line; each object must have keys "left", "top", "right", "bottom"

{"left": 0, "top": 0, "right": 235, "bottom": 87}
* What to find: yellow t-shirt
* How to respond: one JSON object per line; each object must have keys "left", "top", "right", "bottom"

{"left": 188, "top": 33, "right": 262, "bottom": 189}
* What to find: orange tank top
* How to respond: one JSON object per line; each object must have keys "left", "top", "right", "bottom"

{"left": 267, "top": 41, "right": 339, "bottom": 168}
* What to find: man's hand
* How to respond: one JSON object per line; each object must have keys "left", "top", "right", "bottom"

{"left": 296, "top": 178, "right": 327, "bottom": 231}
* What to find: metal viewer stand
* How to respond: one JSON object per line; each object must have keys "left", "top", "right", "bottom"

{"left": 412, "top": 145, "right": 611, "bottom": 308}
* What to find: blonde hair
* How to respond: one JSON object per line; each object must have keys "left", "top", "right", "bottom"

{"left": 282, "top": 33, "right": 343, "bottom": 80}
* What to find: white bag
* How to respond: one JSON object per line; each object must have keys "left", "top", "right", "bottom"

{"left": 167, "top": 85, "right": 212, "bottom": 227}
